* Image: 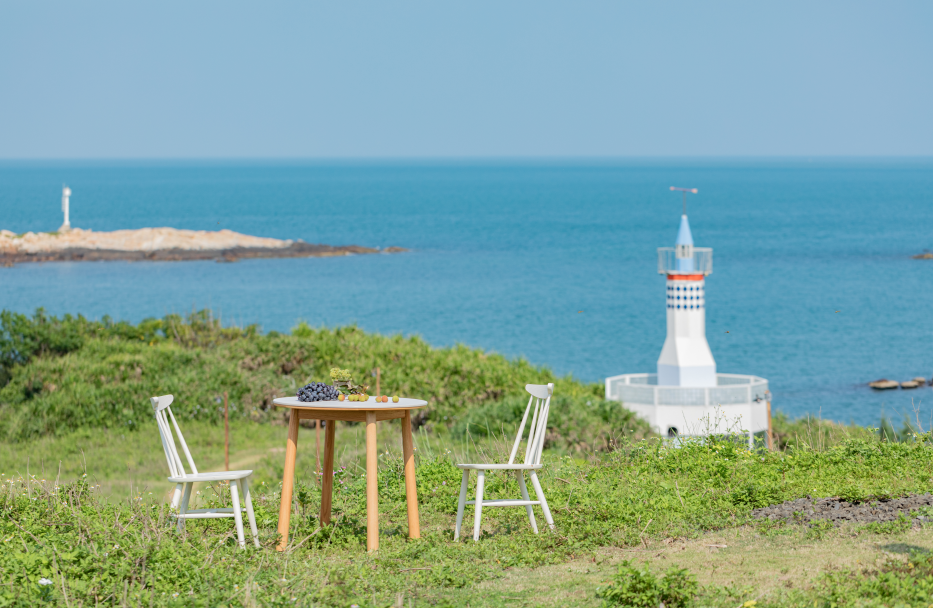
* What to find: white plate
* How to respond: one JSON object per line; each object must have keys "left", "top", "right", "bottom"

{"left": 272, "top": 396, "right": 427, "bottom": 409}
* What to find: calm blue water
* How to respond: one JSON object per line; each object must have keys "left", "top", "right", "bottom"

{"left": 1, "top": 159, "right": 931, "bottom": 428}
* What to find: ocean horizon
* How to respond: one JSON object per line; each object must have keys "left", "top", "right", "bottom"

{"left": 1, "top": 158, "right": 931, "bottom": 429}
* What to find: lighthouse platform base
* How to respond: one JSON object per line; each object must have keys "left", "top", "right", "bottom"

{"left": 605, "top": 373, "right": 769, "bottom": 444}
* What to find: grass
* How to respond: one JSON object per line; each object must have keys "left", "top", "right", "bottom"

{"left": 0, "top": 308, "right": 931, "bottom": 606}
{"left": 0, "top": 309, "right": 599, "bottom": 442}
{"left": 0, "top": 417, "right": 931, "bottom": 607}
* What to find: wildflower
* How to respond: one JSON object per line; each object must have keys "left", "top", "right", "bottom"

{"left": 172, "top": 592, "right": 179, "bottom": 598}
{"left": 114, "top": 544, "right": 120, "bottom": 549}
{"left": 234, "top": 584, "right": 239, "bottom": 590}
{"left": 280, "top": 578, "right": 287, "bottom": 582}
{"left": 38, "top": 578, "right": 53, "bottom": 586}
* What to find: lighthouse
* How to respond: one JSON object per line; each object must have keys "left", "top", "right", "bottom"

{"left": 657, "top": 211, "right": 716, "bottom": 386}
{"left": 606, "top": 188, "right": 769, "bottom": 447}
{"left": 60, "top": 186, "right": 72, "bottom": 232}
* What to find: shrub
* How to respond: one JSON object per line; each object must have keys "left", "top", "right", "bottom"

{"left": 451, "top": 394, "right": 652, "bottom": 455}
{"left": 0, "top": 309, "right": 607, "bottom": 442}
{"left": 811, "top": 549, "right": 933, "bottom": 607}
{"left": 597, "top": 560, "right": 699, "bottom": 608}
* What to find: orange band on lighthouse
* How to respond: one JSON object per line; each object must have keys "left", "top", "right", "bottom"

{"left": 667, "top": 274, "right": 704, "bottom": 281}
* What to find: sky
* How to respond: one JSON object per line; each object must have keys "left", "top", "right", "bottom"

{"left": 0, "top": 1, "right": 930, "bottom": 158}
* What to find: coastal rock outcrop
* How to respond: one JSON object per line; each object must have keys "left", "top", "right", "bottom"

{"left": 0, "top": 227, "right": 404, "bottom": 265}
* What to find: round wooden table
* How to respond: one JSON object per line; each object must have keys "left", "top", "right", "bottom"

{"left": 272, "top": 396, "right": 428, "bottom": 552}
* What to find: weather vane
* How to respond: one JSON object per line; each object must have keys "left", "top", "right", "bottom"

{"left": 669, "top": 186, "right": 698, "bottom": 216}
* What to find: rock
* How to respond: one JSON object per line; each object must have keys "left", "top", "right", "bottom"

{"left": 0, "top": 227, "right": 408, "bottom": 265}
{"left": 912, "top": 377, "right": 928, "bottom": 384}
{"left": 869, "top": 379, "right": 899, "bottom": 390}
{"left": 751, "top": 493, "right": 932, "bottom": 526}
{"left": 900, "top": 380, "right": 920, "bottom": 389}
{"left": 912, "top": 252, "right": 933, "bottom": 259}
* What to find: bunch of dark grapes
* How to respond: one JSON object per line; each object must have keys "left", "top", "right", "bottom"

{"left": 297, "top": 382, "right": 339, "bottom": 402}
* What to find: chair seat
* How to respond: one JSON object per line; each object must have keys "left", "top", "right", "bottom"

{"left": 456, "top": 463, "right": 542, "bottom": 470}
{"left": 167, "top": 470, "right": 253, "bottom": 483}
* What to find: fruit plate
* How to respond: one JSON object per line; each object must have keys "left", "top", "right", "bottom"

{"left": 272, "top": 396, "right": 427, "bottom": 410}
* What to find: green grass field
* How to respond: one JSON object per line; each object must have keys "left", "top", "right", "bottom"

{"left": 0, "top": 310, "right": 931, "bottom": 607}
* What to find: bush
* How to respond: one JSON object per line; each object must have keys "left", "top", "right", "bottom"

{"left": 0, "top": 309, "right": 609, "bottom": 442}
{"left": 597, "top": 560, "right": 698, "bottom": 608}
{"left": 811, "top": 549, "right": 933, "bottom": 607}
{"left": 450, "top": 394, "right": 652, "bottom": 455}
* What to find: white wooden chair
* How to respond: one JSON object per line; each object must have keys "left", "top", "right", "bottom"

{"left": 455, "top": 383, "right": 556, "bottom": 541}
{"left": 151, "top": 395, "right": 260, "bottom": 548}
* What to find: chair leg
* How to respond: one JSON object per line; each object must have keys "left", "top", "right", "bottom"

{"left": 529, "top": 472, "right": 554, "bottom": 530}
{"left": 454, "top": 470, "right": 469, "bottom": 541}
{"left": 177, "top": 483, "right": 192, "bottom": 533}
{"left": 241, "top": 477, "right": 260, "bottom": 548}
{"left": 171, "top": 483, "right": 183, "bottom": 509}
{"left": 473, "top": 470, "right": 485, "bottom": 541}
{"left": 516, "top": 471, "right": 538, "bottom": 534}
{"left": 229, "top": 480, "right": 246, "bottom": 549}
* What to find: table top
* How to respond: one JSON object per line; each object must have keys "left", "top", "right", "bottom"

{"left": 273, "top": 396, "right": 428, "bottom": 410}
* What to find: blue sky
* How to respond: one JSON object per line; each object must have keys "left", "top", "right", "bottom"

{"left": 0, "top": 1, "right": 930, "bottom": 158}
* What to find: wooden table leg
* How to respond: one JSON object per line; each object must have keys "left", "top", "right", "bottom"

{"left": 319, "top": 420, "right": 336, "bottom": 525}
{"left": 401, "top": 410, "right": 420, "bottom": 539}
{"left": 365, "top": 410, "right": 378, "bottom": 552}
{"left": 315, "top": 419, "right": 321, "bottom": 483}
{"left": 276, "top": 409, "right": 300, "bottom": 551}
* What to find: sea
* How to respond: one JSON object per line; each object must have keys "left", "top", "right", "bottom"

{"left": 0, "top": 159, "right": 931, "bottom": 429}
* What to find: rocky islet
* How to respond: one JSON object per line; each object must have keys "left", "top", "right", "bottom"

{"left": 0, "top": 227, "right": 405, "bottom": 265}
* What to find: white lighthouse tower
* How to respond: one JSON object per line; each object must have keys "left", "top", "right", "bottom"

{"left": 657, "top": 206, "right": 717, "bottom": 386}
{"left": 606, "top": 188, "right": 769, "bottom": 447}
{"left": 59, "top": 185, "right": 72, "bottom": 232}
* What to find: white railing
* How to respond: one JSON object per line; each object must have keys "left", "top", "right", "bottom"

{"left": 605, "top": 373, "right": 768, "bottom": 407}
{"left": 657, "top": 247, "right": 712, "bottom": 276}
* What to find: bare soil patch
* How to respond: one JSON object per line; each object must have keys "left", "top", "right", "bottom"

{"left": 752, "top": 493, "right": 932, "bottom": 526}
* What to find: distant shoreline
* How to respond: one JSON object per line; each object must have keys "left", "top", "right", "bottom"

{"left": 0, "top": 227, "right": 406, "bottom": 266}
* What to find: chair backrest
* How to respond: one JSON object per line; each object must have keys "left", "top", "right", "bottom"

{"left": 507, "top": 383, "right": 554, "bottom": 466}
{"left": 151, "top": 395, "right": 199, "bottom": 478}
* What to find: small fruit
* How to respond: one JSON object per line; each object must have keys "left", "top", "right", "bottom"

{"left": 338, "top": 394, "right": 345, "bottom": 401}
{"left": 381, "top": 395, "right": 388, "bottom": 403}
{"left": 392, "top": 395, "right": 399, "bottom": 403}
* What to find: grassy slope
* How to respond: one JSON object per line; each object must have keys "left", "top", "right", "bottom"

{"left": 0, "top": 313, "right": 603, "bottom": 443}
{"left": 0, "top": 310, "right": 931, "bottom": 607}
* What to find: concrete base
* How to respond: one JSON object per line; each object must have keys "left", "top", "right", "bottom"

{"left": 624, "top": 402, "right": 768, "bottom": 439}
